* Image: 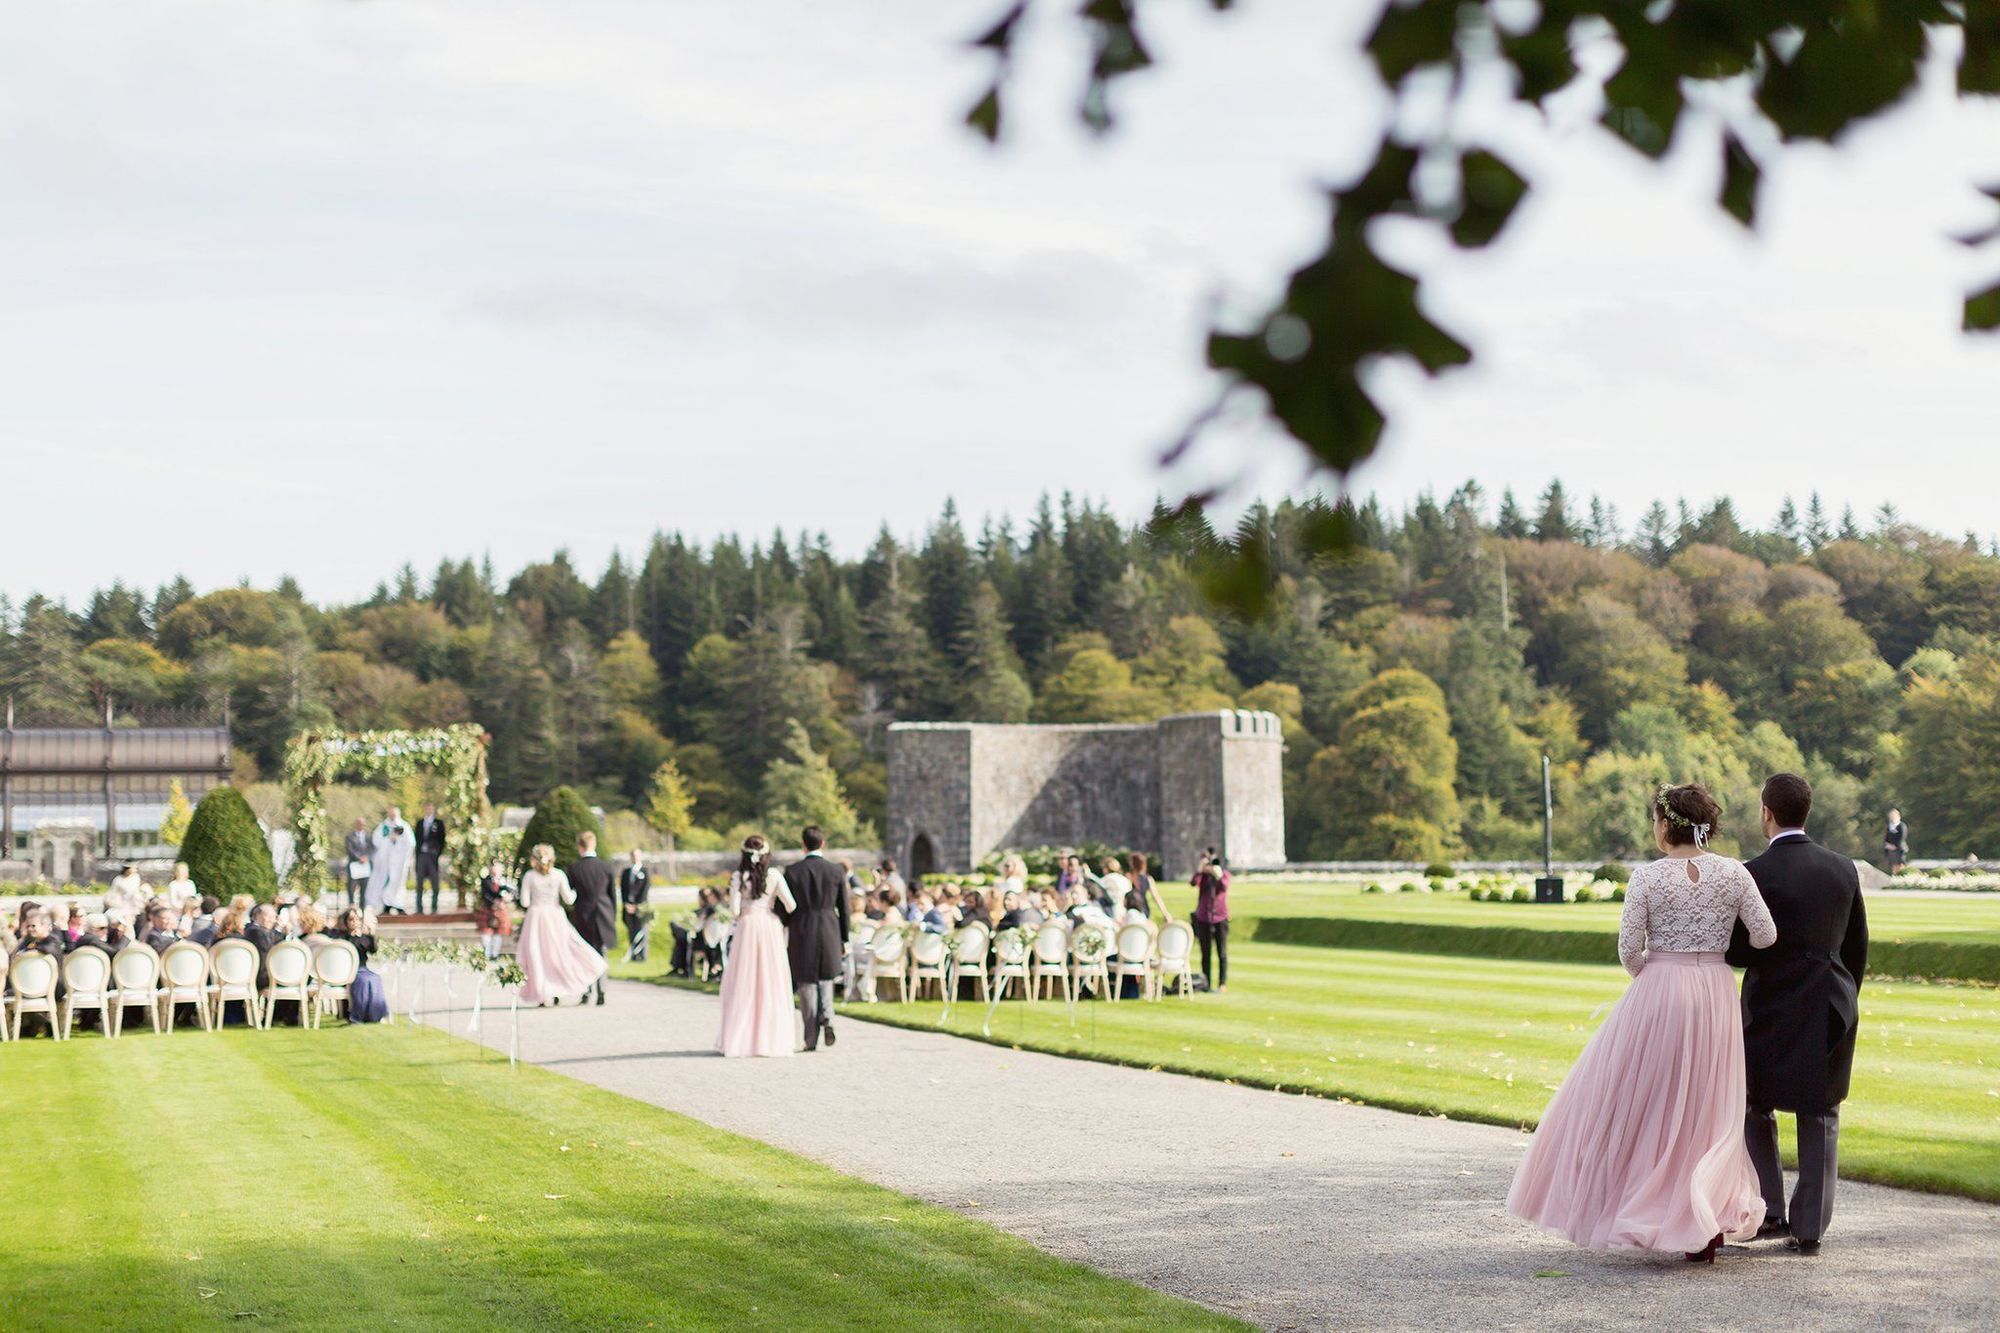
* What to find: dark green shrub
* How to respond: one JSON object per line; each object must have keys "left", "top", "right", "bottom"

{"left": 1398, "top": 881, "right": 1421, "bottom": 893}
{"left": 1593, "top": 861, "right": 1631, "bottom": 884}
{"left": 180, "top": 785, "right": 277, "bottom": 900}
{"left": 1422, "top": 860, "right": 1456, "bottom": 880}
{"left": 1573, "top": 885, "right": 1596, "bottom": 903}
{"left": 1610, "top": 886, "right": 1627, "bottom": 903}
{"left": 1362, "top": 882, "right": 1385, "bottom": 894}
{"left": 514, "top": 786, "right": 605, "bottom": 875}
{"left": 1508, "top": 886, "right": 1532, "bottom": 903}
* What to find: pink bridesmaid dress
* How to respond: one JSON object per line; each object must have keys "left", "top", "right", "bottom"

{"left": 516, "top": 867, "right": 609, "bottom": 1006}
{"left": 715, "top": 868, "right": 797, "bottom": 1058}
{"left": 1508, "top": 853, "right": 1778, "bottom": 1254}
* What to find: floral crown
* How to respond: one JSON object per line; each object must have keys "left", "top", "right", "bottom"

{"left": 1655, "top": 784, "right": 1713, "bottom": 848}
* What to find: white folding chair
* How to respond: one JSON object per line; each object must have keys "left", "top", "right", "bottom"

{"left": 0, "top": 952, "right": 10, "bottom": 1041}
{"left": 208, "top": 939, "right": 261, "bottom": 1030}
{"left": 310, "top": 939, "right": 360, "bottom": 1027}
{"left": 1155, "top": 921, "right": 1195, "bottom": 999}
{"left": 991, "top": 928, "right": 1031, "bottom": 1002}
{"left": 953, "top": 922, "right": 991, "bottom": 1001}
{"left": 110, "top": 945, "right": 164, "bottom": 1037}
{"left": 1030, "top": 921, "right": 1073, "bottom": 1003}
{"left": 1112, "top": 921, "right": 1156, "bottom": 1002}
{"left": 909, "top": 930, "right": 950, "bottom": 1001}
{"left": 61, "top": 946, "right": 114, "bottom": 1039}
{"left": 698, "top": 917, "right": 728, "bottom": 981}
{"left": 8, "top": 952, "right": 59, "bottom": 1041}
{"left": 261, "top": 940, "right": 315, "bottom": 1028}
{"left": 867, "top": 928, "right": 909, "bottom": 1003}
{"left": 159, "top": 941, "right": 213, "bottom": 1032}
{"left": 1068, "top": 923, "right": 1112, "bottom": 1001}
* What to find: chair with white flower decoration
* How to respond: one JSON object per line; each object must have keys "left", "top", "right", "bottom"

{"left": 1111, "top": 920, "right": 1157, "bottom": 1001}
{"left": 952, "top": 921, "right": 991, "bottom": 1001}
{"left": 158, "top": 940, "right": 213, "bottom": 1032}
{"left": 867, "top": 926, "right": 909, "bottom": 1003}
{"left": 207, "top": 938, "right": 262, "bottom": 1030}
{"left": 60, "top": 946, "right": 115, "bottom": 1039}
{"left": 310, "top": 938, "right": 360, "bottom": 1027}
{"left": 1068, "top": 922, "right": 1112, "bottom": 1001}
{"left": 261, "top": 940, "right": 315, "bottom": 1029}
{"left": 991, "top": 927, "right": 1032, "bottom": 1002}
{"left": 845, "top": 920, "right": 877, "bottom": 1001}
{"left": 7, "top": 951, "right": 60, "bottom": 1041}
{"left": 909, "top": 929, "right": 951, "bottom": 1001}
{"left": 1030, "top": 920, "right": 1073, "bottom": 1003}
{"left": 109, "top": 944, "right": 164, "bottom": 1037}
{"left": 1154, "top": 920, "right": 1195, "bottom": 999}
{"left": 698, "top": 916, "right": 729, "bottom": 981}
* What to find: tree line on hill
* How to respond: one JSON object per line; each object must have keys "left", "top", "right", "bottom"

{"left": 4, "top": 484, "right": 1997, "bottom": 861}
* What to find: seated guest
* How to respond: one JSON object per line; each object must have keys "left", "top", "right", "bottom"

{"left": 958, "top": 890, "right": 990, "bottom": 930}
{"left": 330, "top": 907, "right": 389, "bottom": 1023}
{"left": 105, "top": 912, "right": 137, "bottom": 953}
{"left": 244, "top": 903, "right": 283, "bottom": 985}
{"left": 70, "top": 912, "right": 114, "bottom": 955}
{"left": 63, "top": 903, "right": 88, "bottom": 944}
{"left": 0, "top": 910, "right": 17, "bottom": 959}
{"left": 293, "top": 902, "right": 329, "bottom": 941}
{"left": 142, "top": 904, "right": 179, "bottom": 955}
{"left": 995, "top": 890, "right": 1036, "bottom": 931}
{"left": 1035, "top": 888, "right": 1063, "bottom": 922}
{"left": 187, "top": 896, "right": 222, "bottom": 945}
{"left": 1097, "top": 858, "right": 1132, "bottom": 917}
{"left": 15, "top": 908, "right": 66, "bottom": 959}
{"left": 862, "top": 890, "right": 889, "bottom": 923}
{"left": 162, "top": 860, "right": 198, "bottom": 908}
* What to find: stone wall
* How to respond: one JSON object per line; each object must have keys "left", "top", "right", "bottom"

{"left": 887, "top": 710, "right": 1285, "bottom": 878}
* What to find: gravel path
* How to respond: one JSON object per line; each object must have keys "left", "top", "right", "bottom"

{"left": 416, "top": 975, "right": 1999, "bottom": 1331}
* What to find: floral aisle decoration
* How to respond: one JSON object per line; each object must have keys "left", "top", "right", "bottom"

{"left": 282, "top": 725, "right": 493, "bottom": 905}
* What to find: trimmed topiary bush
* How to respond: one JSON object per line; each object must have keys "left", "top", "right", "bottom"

{"left": 1422, "top": 860, "right": 1456, "bottom": 880}
{"left": 1362, "top": 882, "right": 1385, "bottom": 894}
{"left": 1508, "top": 886, "right": 1532, "bottom": 903}
{"left": 514, "top": 785, "right": 605, "bottom": 875}
{"left": 1593, "top": 861, "right": 1631, "bottom": 884}
{"left": 1399, "top": 881, "right": 1421, "bottom": 893}
{"left": 179, "top": 785, "right": 277, "bottom": 900}
{"left": 1573, "top": 885, "right": 1596, "bottom": 903}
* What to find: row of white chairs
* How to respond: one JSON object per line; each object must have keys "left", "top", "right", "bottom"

{"left": 850, "top": 917, "right": 1195, "bottom": 1004}
{"left": 1, "top": 937, "right": 361, "bottom": 1041}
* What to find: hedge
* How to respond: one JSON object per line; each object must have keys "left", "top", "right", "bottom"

{"left": 179, "top": 785, "right": 278, "bottom": 900}
{"left": 1240, "top": 915, "right": 2000, "bottom": 984}
{"left": 513, "top": 786, "right": 605, "bottom": 876}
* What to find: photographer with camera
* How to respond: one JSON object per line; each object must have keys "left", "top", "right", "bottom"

{"left": 1191, "top": 848, "right": 1231, "bottom": 992}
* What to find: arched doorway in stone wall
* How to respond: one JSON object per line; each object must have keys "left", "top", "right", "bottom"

{"left": 909, "top": 832, "right": 938, "bottom": 882}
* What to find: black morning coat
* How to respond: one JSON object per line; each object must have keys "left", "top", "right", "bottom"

{"left": 1724, "top": 835, "right": 1870, "bottom": 1112}
{"left": 780, "top": 853, "right": 851, "bottom": 986}
{"left": 565, "top": 855, "right": 620, "bottom": 953}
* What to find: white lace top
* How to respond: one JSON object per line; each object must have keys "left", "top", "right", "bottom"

{"left": 1617, "top": 853, "right": 1776, "bottom": 976}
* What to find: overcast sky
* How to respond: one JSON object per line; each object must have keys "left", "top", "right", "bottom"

{"left": 4, "top": 1, "right": 1997, "bottom": 607}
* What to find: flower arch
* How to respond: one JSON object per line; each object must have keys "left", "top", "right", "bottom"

{"left": 283, "top": 724, "right": 492, "bottom": 902}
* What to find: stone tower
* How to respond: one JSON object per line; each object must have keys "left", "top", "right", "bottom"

{"left": 886, "top": 710, "right": 1284, "bottom": 878}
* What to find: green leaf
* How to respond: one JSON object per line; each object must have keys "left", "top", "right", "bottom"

{"left": 1758, "top": 17, "right": 1928, "bottom": 142}
{"left": 1367, "top": 0, "right": 1462, "bottom": 87}
{"left": 1719, "top": 131, "right": 1759, "bottom": 228}
{"left": 969, "top": 1, "right": 1027, "bottom": 53}
{"left": 1965, "top": 279, "right": 2000, "bottom": 333}
{"left": 1451, "top": 150, "right": 1528, "bottom": 249}
{"left": 1601, "top": 56, "right": 1683, "bottom": 158}
{"left": 965, "top": 85, "right": 1003, "bottom": 142}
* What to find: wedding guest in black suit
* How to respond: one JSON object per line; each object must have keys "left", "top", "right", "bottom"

{"left": 69, "top": 913, "right": 113, "bottom": 957}
{"left": 244, "top": 903, "right": 285, "bottom": 988}
{"left": 619, "top": 849, "right": 652, "bottom": 963}
{"left": 414, "top": 804, "right": 448, "bottom": 914}
{"left": 142, "top": 904, "right": 180, "bottom": 955}
{"left": 1727, "top": 773, "right": 1870, "bottom": 1257}
{"left": 781, "top": 824, "right": 850, "bottom": 1052}
{"left": 566, "top": 830, "right": 618, "bottom": 1006}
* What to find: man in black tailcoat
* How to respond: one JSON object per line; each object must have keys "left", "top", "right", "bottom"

{"left": 781, "top": 824, "right": 850, "bottom": 1052}
{"left": 1726, "top": 772, "right": 1870, "bottom": 1257}
{"left": 566, "top": 830, "right": 618, "bottom": 1006}
{"left": 413, "top": 804, "right": 448, "bottom": 914}
{"left": 619, "top": 849, "right": 652, "bottom": 964}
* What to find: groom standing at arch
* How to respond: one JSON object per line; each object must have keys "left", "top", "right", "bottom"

{"left": 1726, "top": 772, "right": 1870, "bottom": 1257}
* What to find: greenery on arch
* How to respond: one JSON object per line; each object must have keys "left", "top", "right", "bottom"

{"left": 283, "top": 724, "right": 492, "bottom": 900}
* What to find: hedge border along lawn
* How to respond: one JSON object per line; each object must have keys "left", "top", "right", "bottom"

{"left": 0, "top": 1023, "right": 1244, "bottom": 1333}
{"left": 1236, "top": 913, "right": 2000, "bottom": 983}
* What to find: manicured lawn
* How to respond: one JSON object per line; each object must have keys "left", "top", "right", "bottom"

{"left": 0, "top": 1024, "right": 1241, "bottom": 1332}
{"left": 846, "top": 941, "right": 2000, "bottom": 1204}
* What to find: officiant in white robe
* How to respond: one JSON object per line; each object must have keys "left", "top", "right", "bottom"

{"left": 365, "top": 812, "right": 414, "bottom": 914}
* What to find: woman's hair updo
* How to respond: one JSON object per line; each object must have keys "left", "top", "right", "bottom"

{"left": 738, "top": 834, "right": 772, "bottom": 899}
{"left": 1654, "top": 783, "right": 1722, "bottom": 848}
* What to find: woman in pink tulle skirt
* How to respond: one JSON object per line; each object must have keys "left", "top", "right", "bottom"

{"left": 716, "top": 834, "right": 797, "bottom": 1058}
{"left": 516, "top": 842, "right": 609, "bottom": 1006}
{"left": 1509, "top": 783, "right": 1778, "bottom": 1262}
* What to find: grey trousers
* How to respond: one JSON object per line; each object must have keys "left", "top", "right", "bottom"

{"left": 1746, "top": 1105, "right": 1840, "bottom": 1242}
{"left": 796, "top": 979, "right": 834, "bottom": 1049}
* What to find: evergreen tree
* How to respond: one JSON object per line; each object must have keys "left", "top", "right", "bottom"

{"left": 1839, "top": 505, "right": 1863, "bottom": 541}
{"left": 1586, "top": 496, "right": 1622, "bottom": 549}
{"left": 859, "top": 547, "right": 944, "bottom": 718}
{"left": 954, "top": 582, "right": 1032, "bottom": 722}
{"left": 2, "top": 601, "right": 91, "bottom": 723}
{"left": 1533, "top": 481, "right": 1574, "bottom": 543}
{"left": 600, "top": 629, "right": 664, "bottom": 716}
{"left": 475, "top": 618, "right": 558, "bottom": 801}
{"left": 83, "top": 582, "right": 150, "bottom": 643}
{"left": 513, "top": 785, "right": 604, "bottom": 874}
{"left": 179, "top": 785, "right": 278, "bottom": 897}
{"left": 590, "top": 551, "right": 636, "bottom": 641}
{"left": 1803, "top": 493, "right": 1833, "bottom": 550}
{"left": 1008, "top": 497, "right": 1071, "bottom": 668}
{"left": 921, "top": 500, "right": 980, "bottom": 668}
{"left": 1634, "top": 502, "right": 1674, "bottom": 565}
{"left": 760, "top": 718, "right": 869, "bottom": 845}
{"left": 152, "top": 575, "right": 196, "bottom": 627}
{"left": 1494, "top": 489, "right": 1530, "bottom": 539}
